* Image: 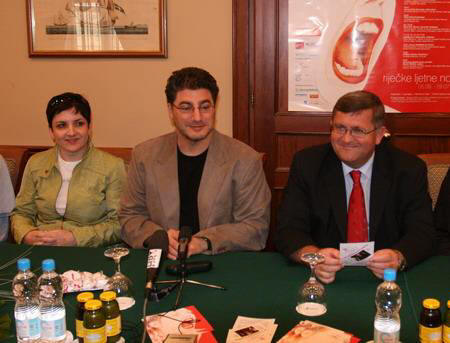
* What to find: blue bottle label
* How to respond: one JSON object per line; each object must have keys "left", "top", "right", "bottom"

{"left": 41, "top": 317, "right": 66, "bottom": 339}
{"left": 16, "top": 317, "right": 41, "bottom": 338}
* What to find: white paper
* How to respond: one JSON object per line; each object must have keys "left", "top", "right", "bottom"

{"left": 339, "top": 241, "right": 374, "bottom": 266}
{"left": 226, "top": 316, "right": 277, "bottom": 343}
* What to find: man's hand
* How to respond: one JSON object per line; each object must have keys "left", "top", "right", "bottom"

{"left": 167, "top": 228, "right": 180, "bottom": 260}
{"left": 187, "top": 237, "right": 208, "bottom": 257}
{"left": 314, "top": 248, "right": 343, "bottom": 284}
{"left": 367, "top": 249, "right": 402, "bottom": 278}
{"left": 22, "top": 230, "right": 76, "bottom": 246}
{"left": 291, "top": 246, "right": 343, "bottom": 284}
{"left": 167, "top": 228, "right": 209, "bottom": 260}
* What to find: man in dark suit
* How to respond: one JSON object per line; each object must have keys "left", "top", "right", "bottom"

{"left": 434, "top": 169, "right": 450, "bottom": 255}
{"left": 276, "top": 91, "right": 434, "bottom": 283}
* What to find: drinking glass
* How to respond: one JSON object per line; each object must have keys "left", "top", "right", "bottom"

{"left": 104, "top": 244, "right": 135, "bottom": 310}
{"left": 296, "top": 252, "right": 327, "bottom": 316}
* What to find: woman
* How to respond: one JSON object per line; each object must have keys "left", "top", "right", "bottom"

{"left": 0, "top": 155, "right": 15, "bottom": 241}
{"left": 11, "top": 92, "right": 126, "bottom": 247}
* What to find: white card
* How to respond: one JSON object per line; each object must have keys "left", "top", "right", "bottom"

{"left": 227, "top": 316, "right": 277, "bottom": 343}
{"left": 340, "top": 241, "right": 374, "bottom": 266}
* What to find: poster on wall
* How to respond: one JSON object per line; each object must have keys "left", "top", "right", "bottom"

{"left": 288, "top": 0, "right": 450, "bottom": 113}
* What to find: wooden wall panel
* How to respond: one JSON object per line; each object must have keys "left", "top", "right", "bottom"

{"left": 390, "top": 136, "right": 450, "bottom": 155}
{"left": 232, "top": 0, "right": 251, "bottom": 144}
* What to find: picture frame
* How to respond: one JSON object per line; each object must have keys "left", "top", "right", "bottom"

{"left": 26, "top": 0, "right": 167, "bottom": 57}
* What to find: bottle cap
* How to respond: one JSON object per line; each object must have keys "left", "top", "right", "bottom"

{"left": 447, "top": 300, "right": 450, "bottom": 308}
{"left": 383, "top": 268, "right": 396, "bottom": 281}
{"left": 42, "top": 259, "right": 55, "bottom": 272}
{"left": 85, "top": 299, "right": 102, "bottom": 311}
{"left": 423, "top": 298, "right": 440, "bottom": 310}
{"left": 77, "top": 292, "right": 94, "bottom": 303}
{"left": 100, "top": 291, "right": 117, "bottom": 302}
{"left": 17, "top": 258, "right": 30, "bottom": 271}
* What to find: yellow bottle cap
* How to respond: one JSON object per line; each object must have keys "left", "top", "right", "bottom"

{"left": 77, "top": 292, "right": 94, "bottom": 303}
{"left": 100, "top": 291, "right": 117, "bottom": 302}
{"left": 85, "top": 299, "right": 102, "bottom": 311}
{"left": 423, "top": 298, "right": 440, "bottom": 310}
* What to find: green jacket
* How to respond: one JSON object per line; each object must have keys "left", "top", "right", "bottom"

{"left": 11, "top": 145, "right": 126, "bottom": 247}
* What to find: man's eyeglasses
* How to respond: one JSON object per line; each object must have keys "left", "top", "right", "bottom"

{"left": 172, "top": 103, "right": 214, "bottom": 114}
{"left": 331, "top": 124, "right": 378, "bottom": 138}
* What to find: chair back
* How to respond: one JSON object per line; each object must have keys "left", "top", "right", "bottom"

{"left": 0, "top": 146, "right": 29, "bottom": 195}
{"left": 418, "top": 153, "right": 450, "bottom": 209}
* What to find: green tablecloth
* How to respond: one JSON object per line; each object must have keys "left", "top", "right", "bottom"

{"left": 0, "top": 243, "right": 448, "bottom": 342}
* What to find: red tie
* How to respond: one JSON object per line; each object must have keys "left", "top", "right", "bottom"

{"left": 347, "top": 170, "right": 368, "bottom": 242}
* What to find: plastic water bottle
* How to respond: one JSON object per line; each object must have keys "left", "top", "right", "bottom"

{"left": 38, "top": 259, "right": 66, "bottom": 342}
{"left": 374, "top": 268, "right": 402, "bottom": 343}
{"left": 12, "top": 258, "right": 41, "bottom": 342}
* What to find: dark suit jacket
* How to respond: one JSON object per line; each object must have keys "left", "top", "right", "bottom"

{"left": 434, "top": 169, "right": 450, "bottom": 255}
{"left": 275, "top": 141, "right": 435, "bottom": 268}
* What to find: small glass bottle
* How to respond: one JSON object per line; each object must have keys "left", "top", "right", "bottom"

{"left": 76, "top": 292, "right": 94, "bottom": 343}
{"left": 99, "top": 291, "right": 121, "bottom": 343}
{"left": 83, "top": 300, "right": 106, "bottom": 343}
{"left": 419, "top": 298, "right": 443, "bottom": 343}
{"left": 444, "top": 300, "right": 450, "bottom": 343}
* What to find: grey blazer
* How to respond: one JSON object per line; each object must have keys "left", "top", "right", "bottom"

{"left": 119, "top": 130, "right": 271, "bottom": 253}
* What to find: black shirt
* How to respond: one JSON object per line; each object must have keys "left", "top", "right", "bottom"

{"left": 177, "top": 147, "right": 208, "bottom": 234}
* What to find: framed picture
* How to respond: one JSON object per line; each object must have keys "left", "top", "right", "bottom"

{"left": 26, "top": 0, "right": 167, "bottom": 57}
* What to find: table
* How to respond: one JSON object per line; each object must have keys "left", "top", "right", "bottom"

{"left": 0, "top": 243, "right": 448, "bottom": 342}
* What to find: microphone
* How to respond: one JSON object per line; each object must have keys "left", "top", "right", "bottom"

{"left": 144, "top": 230, "right": 169, "bottom": 294}
{"left": 178, "top": 226, "right": 192, "bottom": 261}
{"left": 141, "top": 230, "right": 169, "bottom": 343}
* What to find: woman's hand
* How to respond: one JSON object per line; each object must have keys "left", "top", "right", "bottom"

{"left": 22, "top": 230, "right": 76, "bottom": 246}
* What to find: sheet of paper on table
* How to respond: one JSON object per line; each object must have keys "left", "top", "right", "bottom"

{"left": 277, "top": 320, "right": 360, "bottom": 343}
{"left": 145, "top": 305, "right": 217, "bottom": 343}
{"left": 226, "top": 315, "right": 278, "bottom": 343}
{"left": 340, "top": 242, "right": 374, "bottom": 266}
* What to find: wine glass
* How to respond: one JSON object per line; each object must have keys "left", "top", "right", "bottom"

{"left": 296, "top": 252, "right": 327, "bottom": 316}
{"left": 104, "top": 244, "right": 135, "bottom": 310}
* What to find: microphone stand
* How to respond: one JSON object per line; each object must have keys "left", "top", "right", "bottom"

{"left": 157, "top": 252, "right": 225, "bottom": 309}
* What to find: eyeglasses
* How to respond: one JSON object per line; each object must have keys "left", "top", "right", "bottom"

{"left": 48, "top": 94, "right": 82, "bottom": 111}
{"left": 331, "top": 124, "right": 378, "bottom": 138}
{"left": 172, "top": 102, "right": 214, "bottom": 114}
{"left": 48, "top": 95, "right": 73, "bottom": 109}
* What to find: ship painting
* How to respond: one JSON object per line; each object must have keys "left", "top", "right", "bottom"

{"left": 46, "top": 0, "right": 148, "bottom": 35}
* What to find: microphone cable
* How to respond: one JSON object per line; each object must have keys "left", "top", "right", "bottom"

{"left": 141, "top": 296, "right": 149, "bottom": 343}
{"left": 141, "top": 284, "right": 179, "bottom": 343}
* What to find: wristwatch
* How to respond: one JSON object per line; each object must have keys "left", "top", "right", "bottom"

{"left": 393, "top": 250, "right": 407, "bottom": 271}
{"left": 198, "top": 236, "right": 212, "bottom": 252}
